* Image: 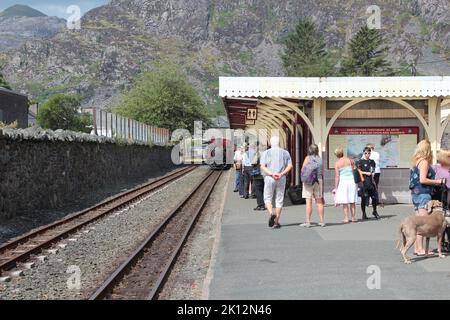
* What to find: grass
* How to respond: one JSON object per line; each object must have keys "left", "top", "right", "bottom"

{"left": 214, "top": 11, "right": 234, "bottom": 29}
{"left": 432, "top": 44, "right": 442, "bottom": 54}
{"left": 239, "top": 51, "right": 253, "bottom": 64}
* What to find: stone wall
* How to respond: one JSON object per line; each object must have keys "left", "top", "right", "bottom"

{"left": 0, "top": 127, "right": 175, "bottom": 219}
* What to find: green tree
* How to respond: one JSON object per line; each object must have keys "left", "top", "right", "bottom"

{"left": 340, "top": 26, "right": 392, "bottom": 76}
{"left": 37, "top": 94, "right": 92, "bottom": 133}
{"left": 281, "top": 19, "right": 334, "bottom": 77}
{"left": 115, "top": 61, "right": 211, "bottom": 133}
{"left": 0, "top": 68, "right": 11, "bottom": 90}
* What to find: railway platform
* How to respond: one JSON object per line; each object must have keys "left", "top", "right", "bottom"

{"left": 208, "top": 177, "right": 450, "bottom": 300}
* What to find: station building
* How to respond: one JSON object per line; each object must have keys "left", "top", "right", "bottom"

{"left": 0, "top": 87, "right": 28, "bottom": 128}
{"left": 220, "top": 76, "right": 450, "bottom": 204}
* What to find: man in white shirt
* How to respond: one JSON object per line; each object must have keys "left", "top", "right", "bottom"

{"left": 260, "top": 136, "right": 293, "bottom": 229}
{"left": 233, "top": 145, "right": 245, "bottom": 193}
{"left": 242, "top": 143, "right": 257, "bottom": 199}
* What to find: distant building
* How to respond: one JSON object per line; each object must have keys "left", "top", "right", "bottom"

{"left": 0, "top": 88, "right": 28, "bottom": 128}
{"left": 28, "top": 109, "right": 37, "bottom": 126}
{"left": 210, "top": 116, "right": 230, "bottom": 128}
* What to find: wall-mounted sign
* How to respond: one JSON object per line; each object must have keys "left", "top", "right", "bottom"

{"left": 328, "top": 127, "right": 419, "bottom": 169}
{"left": 247, "top": 108, "right": 257, "bottom": 120}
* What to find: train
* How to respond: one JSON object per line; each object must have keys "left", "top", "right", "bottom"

{"left": 205, "top": 138, "right": 234, "bottom": 170}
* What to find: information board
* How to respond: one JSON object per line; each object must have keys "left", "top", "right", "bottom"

{"left": 328, "top": 127, "right": 419, "bottom": 169}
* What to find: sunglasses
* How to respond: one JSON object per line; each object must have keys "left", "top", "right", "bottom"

{"left": 364, "top": 152, "right": 371, "bottom": 155}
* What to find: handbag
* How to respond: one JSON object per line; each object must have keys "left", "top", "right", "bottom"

{"left": 251, "top": 165, "right": 261, "bottom": 176}
{"left": 250, "top": 152, "right": 261, "bottom": 176}
{"left": 352, "top": 159, "right": 364, "bottom": 184}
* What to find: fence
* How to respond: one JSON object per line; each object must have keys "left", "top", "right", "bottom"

{"left": 92, "top": 108, "right": 170, "bottom": 146}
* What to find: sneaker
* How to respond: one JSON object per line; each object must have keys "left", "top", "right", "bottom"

{"left": 268, "top": 214, "right": 276, "bottom": 227}
{"left": 300, "top": 222, "right": 311, "bottom": 228}
{"left": 318, "top": 223, "right": 326, "bottom": 227}
{"left": 273, "top": 223, "right": 281, "bottom": 229}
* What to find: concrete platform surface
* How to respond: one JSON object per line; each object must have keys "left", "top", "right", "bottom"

{"left": 208, "top": 177, "right": 450, "bottom": 300}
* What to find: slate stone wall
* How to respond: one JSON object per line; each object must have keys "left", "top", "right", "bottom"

{"left": 0, "top": 127, "right": 175, "bottom": 219}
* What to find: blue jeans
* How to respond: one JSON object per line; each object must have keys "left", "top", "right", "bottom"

{"left": 235, "top": 170, "right": 241, "bottom": 190}
{"left": 412, "top": 193, "right": 431, "bottom": 210}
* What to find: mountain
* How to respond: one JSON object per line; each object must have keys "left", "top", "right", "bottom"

{"left": 0, "top": 5, "right": 65, "bottom": 53}
{"left": 2, "top": 0, "right": 450, "bottom": 114}
{"left": 0, "top": 4, "right": 46, "bottom": 18}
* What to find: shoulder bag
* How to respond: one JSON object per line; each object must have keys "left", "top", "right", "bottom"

{"left": 352, "top": 159, "right": 364, "bottom": 184}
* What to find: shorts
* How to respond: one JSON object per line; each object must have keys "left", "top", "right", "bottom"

{"left": 263, "top": 176, "right": 287, "bottom": 208}
{"left": 411, "top": 193, "right": 431, "bottom": 210}
{"left": 302, "top": 180, "right": 323, "bottom": 199}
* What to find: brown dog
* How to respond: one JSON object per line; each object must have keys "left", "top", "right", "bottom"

{"left": 398, "top": 200, "right": 450, "bottom": 264}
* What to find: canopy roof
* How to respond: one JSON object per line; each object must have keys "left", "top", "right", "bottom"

{"left": 219, "top": 76, "right": 450, "bottom": 99}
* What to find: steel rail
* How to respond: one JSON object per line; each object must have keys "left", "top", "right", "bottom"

{"left": 0, "top": 166, "right": 197, "bottom": 274}
{"left": 89, "top": 170, "right": 222, "bottom": 300}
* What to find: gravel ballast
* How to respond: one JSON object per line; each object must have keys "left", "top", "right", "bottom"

{"left": 157, "top": 170, "right": 230, "bottom": 300}
{"left": 0, "top": 166, "right": 210, "bottom": 300}
{"left": 0, "top": 166, "right": 182, "bottom": 246}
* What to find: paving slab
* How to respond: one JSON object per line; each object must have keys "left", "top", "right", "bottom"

{"left": 209, "top": 176, "right": 450, "bottom": 300}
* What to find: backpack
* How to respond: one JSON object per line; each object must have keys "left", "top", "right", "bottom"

{"left": 301, "top": 156, "right": 321, "bottom": 185}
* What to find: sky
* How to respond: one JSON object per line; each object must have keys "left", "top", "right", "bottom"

{"left": 0, "top": 0, "right": 110, "bottom": 18}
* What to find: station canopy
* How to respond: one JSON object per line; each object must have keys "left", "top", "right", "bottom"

{"left": 220, "top": 76, "right": 450, "bottom": 157}
{"left": 220, "top": 76, "right": 450, "bottom": 99}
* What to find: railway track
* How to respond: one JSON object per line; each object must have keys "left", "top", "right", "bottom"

{"left": 0, "top": 166, "right": 197, "bottom": 275}
{"left": 89, "top": 169, "right": 222, "bottom": 300}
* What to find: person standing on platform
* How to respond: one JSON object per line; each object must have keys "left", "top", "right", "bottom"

{"left": 233, "top": 145, "right": 244, "bottom": 193}
{"left": 360, "top": 143, "right": 381, "bottom": 206}
{"left": 243, "top": 142, "right": 256, "bottom": 199}
{"left": 432, "top": 149, "right": 450, "bottom": 205}
{"left": 432, "top": 149, "right": 450, "bottom": 249}
{"left": 365, "top": 143, "right": 381, "bottom": 187}
{"left": 261, "top": 136, "right": 293, "bottom": 229}
{"left": 358, "top": 147, "right": 380, "bottom": 220}
{"left": 409, "top": 140, "right": 445, "bottom": 255}
{"left": 238, "top": 144, "right": 247, "bottom": 198}
{"left": 333, "top": 147, "right": 358, "bottom": 223}
{"left": 251, "top": 144, "right": 266, "bottom": 211}
{"left": 300, "top": 144, "right": 325, "bottom": 227}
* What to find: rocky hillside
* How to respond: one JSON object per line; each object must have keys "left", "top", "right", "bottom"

{"left": 2, "top": 0, "right": 450, "bottom": 113}
{"left": 0, "top": 5, "right": 65, "bottom": 53}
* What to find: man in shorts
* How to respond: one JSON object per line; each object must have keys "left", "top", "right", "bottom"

{"left": 260, "top": 136, "right": 293, "bottom": 229}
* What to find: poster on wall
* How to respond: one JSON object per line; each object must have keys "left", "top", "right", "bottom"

{"left": 328, "top": 127, "right": 419, "bottom": 169}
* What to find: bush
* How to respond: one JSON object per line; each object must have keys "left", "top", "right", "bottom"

{"left": 115, "top": 61, "right": 211, "bottom": 133}
{"left": 37, "top": 94, "right": 92, "bottom": 133}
